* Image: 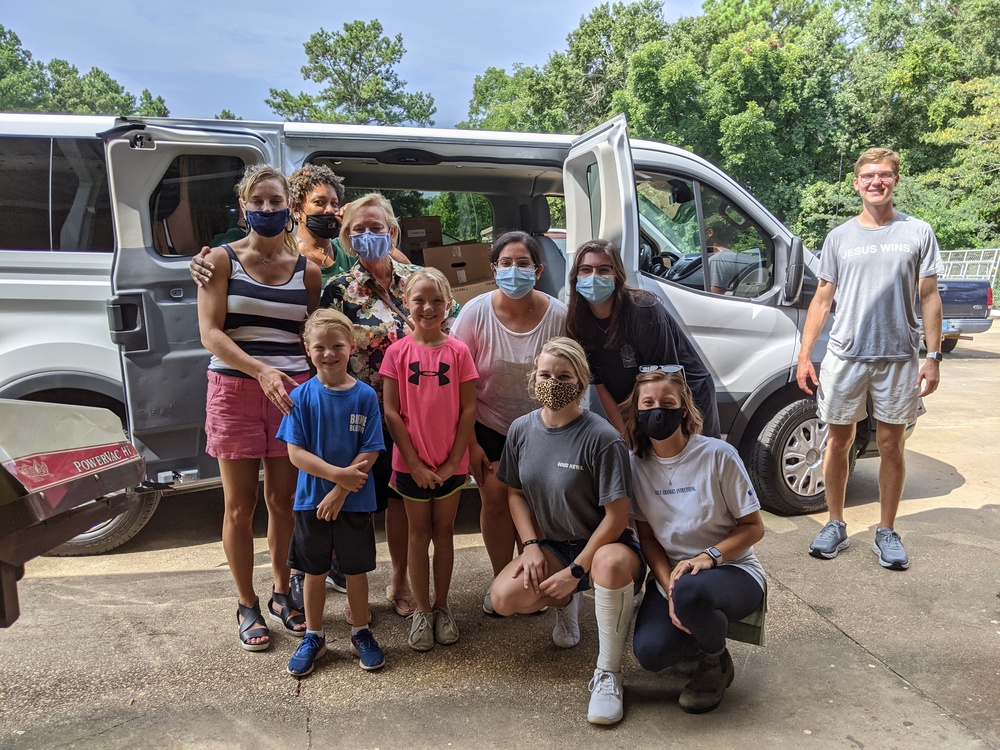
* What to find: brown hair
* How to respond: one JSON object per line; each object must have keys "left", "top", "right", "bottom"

{"left": 566, "top": 238, "right": 652, "bottom": 350}
{"left": 854, "top": 148, "right": 900, "bottom": 177}
{"left": 288, "top": 164, "right": 345, "bottom": 213}
{"left": 623, "top": 370, "right": 703, "bottom": 458}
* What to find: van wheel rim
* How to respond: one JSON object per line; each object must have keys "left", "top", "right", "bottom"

{"left": 781, "top": 417, "right": 828, "bottom": 497}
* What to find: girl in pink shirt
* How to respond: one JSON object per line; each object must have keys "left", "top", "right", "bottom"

{"left": 380, "top": 267, "right": 478, "bottom": 651}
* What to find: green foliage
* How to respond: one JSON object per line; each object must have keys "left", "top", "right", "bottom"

{"left": 266, "top": 21, "right": 435, "bottom": 126}
{"left": 0, "top": 24, "right": 169, "bottom": 116}
{"left": 345, "top": 188, "right": 430, "bottom": 225}
{"left": 427, "top": 192, "right": 493, "bottom": 241}
{"left": 214, "top": 109, "right": 242, "bottom": 120}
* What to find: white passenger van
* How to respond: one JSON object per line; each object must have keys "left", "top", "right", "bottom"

{"left": 1, "top": 112, "right": 848, "bottom": 553}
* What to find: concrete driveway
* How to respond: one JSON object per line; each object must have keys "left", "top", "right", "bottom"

{"left": 2, "top": 330, "right": 998, "bottom": 749}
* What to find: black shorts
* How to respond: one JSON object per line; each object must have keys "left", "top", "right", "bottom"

{"left": 289, "top": 510, "right": 376, "bottom": 576}
{"left": 474, "top": 421, "right": 507, "bottom": 463}
{"left": 390, "top": 472, "right": 469, "bottom": 501}
{"left": 540, "top": 527, "right": 646, "bottom": 594}
{"left": 372, "top": 424, "right": 401, "bottom": 511}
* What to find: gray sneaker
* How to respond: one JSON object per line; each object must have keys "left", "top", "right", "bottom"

{"left": 433, "top": 604, "right": 460, "bottom": 645}
{"left": 587, "top": 669, "right": 624, "bottom": 725}
{"left": 407, "top": 611, "right": 435, "bottom": 652}
{"left": 809, "top": 520, "right": 850, "bottom": 559}
{"left": 873, "top": 527, "right": 910, "bottom": 570}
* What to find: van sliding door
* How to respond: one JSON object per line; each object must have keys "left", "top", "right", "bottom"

{"left": 103, "top": 122, "right": 281, "bottom": 486}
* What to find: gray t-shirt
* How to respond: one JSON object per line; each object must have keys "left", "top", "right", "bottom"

{"left": 707, "top": 249, "right": 743, "bottom": 291}
{"left": 496, "top": 409, "right": 632, "bottom": 541}
{"left": 818, "top": 213, "right": 942, "bottom": 361}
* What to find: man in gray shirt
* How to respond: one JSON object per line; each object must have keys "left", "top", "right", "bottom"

{"left": 797, "top": 147, "right": 943, "bottom": 571}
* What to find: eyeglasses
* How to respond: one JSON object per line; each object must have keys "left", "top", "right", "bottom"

{"left": 577, "top": 264, "right": 615, "bottom": 277}
{"left": 495, "top": 259, "right": 537, "bottom": 270}
{"left": 638, "top": 363, "right": 686, "bottom": 381}
{"left": 857, "top": 171, "right": 896, "bottom": 185}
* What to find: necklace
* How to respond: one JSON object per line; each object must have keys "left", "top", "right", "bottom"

{"left": 256, "top": 252, "right": 274, "bottom": 266}
{"left": 662, "top": 461, "right": 678, "bottom": 486}
{"left": 594, "top": 318, "right": 610, "bottom": 334}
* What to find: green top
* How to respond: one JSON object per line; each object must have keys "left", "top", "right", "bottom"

{"left": 321, "top": 238, "right": 354, "bottom": 288}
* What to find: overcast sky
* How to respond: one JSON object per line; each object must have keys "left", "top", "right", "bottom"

{"left": 7, "top": 0, "right": 696, "bottom": 128}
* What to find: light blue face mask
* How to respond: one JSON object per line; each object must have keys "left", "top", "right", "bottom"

{"left": 350, "top": 231, "right": 392, "bottom": 262}
{"left": 495, "top": 266, "right": 536, "bottom": 299}
{"left": 576, "top": 274, "right": 616, "bottom": 304}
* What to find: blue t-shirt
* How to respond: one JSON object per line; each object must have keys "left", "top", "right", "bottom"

{"left": 276, "top": 377, "right": 385, "bottom": 512}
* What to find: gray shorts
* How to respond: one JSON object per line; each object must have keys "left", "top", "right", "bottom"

{"left": 816, "top": 351, "right": 920, "bottom": 425}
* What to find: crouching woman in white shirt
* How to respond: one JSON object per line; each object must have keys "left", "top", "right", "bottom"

{"left": 625, "top": 368, "right": 765, "bottom": 714}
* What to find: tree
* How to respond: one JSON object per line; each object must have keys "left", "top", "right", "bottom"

{"left": 266, "top": 21, "right": 435, "bottom": 126}
{"left": 0, "top": 24, "right": 169, "bottom": 116}
{"left": 0, "top": 25, "right": 48, "bottom": 111}
{"left": 214, "top": 109, "right": 242, "bottom": 120}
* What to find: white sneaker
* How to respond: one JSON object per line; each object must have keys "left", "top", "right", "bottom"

{"left": 552, "top": 592, "right": 581, "bottom": 648}
{"left": 482, "top": 590, "right": 494, "bottom": 615}
{"left": 587, "top": 668, "right": 624, "bottom": 725}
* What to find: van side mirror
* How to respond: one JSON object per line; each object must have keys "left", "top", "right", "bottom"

{"left": 784, "top": 236, "right": 804, "bottom": 305}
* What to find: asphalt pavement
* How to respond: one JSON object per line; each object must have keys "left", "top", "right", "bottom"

{"left": 2, "top": 329, "right": 999, "bottom": 750}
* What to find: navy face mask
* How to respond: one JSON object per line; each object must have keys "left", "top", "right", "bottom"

{"left": 245, "top": 208, "right": 290, "bottom": 238}
{"left": 637, "top": 407, "right": 684, "bottom": 441}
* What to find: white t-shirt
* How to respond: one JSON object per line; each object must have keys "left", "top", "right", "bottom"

{"left": 630, "top": 434, "right": 766, "bottom": 592}
{"left": 450, "top": 291, "right": 567, "bottom": 435}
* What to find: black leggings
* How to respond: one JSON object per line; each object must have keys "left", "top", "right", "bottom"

{"left": 632, "top": 566, "right": 763, "bottom": 671}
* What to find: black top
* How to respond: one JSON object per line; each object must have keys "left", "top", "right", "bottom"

{"left": 580, "top": 294, "right": 721, "bottom": 438}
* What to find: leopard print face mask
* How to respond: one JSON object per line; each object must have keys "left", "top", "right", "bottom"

{"left": 533, "top": 378, "right": 582, "bottom": 411}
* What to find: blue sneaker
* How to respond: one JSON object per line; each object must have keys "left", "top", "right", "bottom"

{"left": 350, "top": 628, "right": 385, "bottom": 671}
{"left": 873, "top": 527, "right": 910, "bottom": 570}
{"left": 287, "top": 632, "right": 326, "bottom": 678}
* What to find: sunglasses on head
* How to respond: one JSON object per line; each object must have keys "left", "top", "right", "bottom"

{"left": 638, "top": 364, "right": 686, "bottom": 381}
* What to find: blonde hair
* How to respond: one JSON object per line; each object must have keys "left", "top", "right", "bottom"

{"left": 527, "top": 336, "right": 591, "bottom": 399}
{"left": 403, "top": 266, "right": 452, "bottom": 301}
{"left": 854, "top": 148, "right": 900, "bottom": 177}
{"left": 302, "top": 307, "right": 355, "bottom": 346}
{"left": 339, "top": 193, "right": 400, "bottom": 258}
{"left": 235, "top": 163, "right": 297, "bottom": 254}
{"left": 623, "top": 370, "right": 703, "bottom": 458}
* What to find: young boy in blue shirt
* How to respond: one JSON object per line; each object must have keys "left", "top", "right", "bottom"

{"left": 276, "top": 308, "right": 386, "bottom": 676}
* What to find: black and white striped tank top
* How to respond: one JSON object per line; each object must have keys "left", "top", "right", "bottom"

{"left": 208, "top": 244, "right": 309, "bottom": 377}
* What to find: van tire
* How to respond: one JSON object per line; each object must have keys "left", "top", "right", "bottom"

{"left": 750, "top": 399, "right": 855, "bottom": 515}
{"left": 45, "top": 490, "right": 161, "bottom": 556}
{"left": 941, "top": 338, "right": 958, "bottom": 354}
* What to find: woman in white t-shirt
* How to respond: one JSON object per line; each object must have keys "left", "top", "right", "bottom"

{"left": 450, "top": 231, "right": 567, "bottom": 612}
{"left": 624, "top": 368, "right": 765, "bottom": 714}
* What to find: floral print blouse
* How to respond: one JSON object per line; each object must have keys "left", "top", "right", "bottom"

{"left": 320, "top": 259, "right": 460, "bottom": 405}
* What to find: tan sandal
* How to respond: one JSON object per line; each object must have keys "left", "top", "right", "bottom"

{"left": 385, "top": 584, "right": 417, "bottom": 616}
{"left": 345, "top": 604, "right": 373, "bottom": 626}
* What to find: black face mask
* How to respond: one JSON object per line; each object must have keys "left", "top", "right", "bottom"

{"left": 303, "top": 213, "right": 341, "bottom": 239}
{"left": 637, "top": 407, "right": 684, "bottom": 441}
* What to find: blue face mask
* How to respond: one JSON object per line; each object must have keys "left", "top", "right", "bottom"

{"left": 576, "top": 274, "right": 616, "bottom": 304}
{"left": 245, "top": 208, "right": 290, "bottom": 238}
{"left": 495, "top": 267, "right": 536, "bottom": 299}
{"left": 351, "top": 232, "right": 392, "bottom": 262}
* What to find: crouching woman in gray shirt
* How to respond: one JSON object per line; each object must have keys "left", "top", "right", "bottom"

{"left": 490, "top": 336, "right": 645, "bottom": 727}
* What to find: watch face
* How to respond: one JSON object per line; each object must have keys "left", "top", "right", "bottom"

{"left": 570, "top": 563, "right": 586, "bottom": 579}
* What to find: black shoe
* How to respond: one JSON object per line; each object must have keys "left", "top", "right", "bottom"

{"left": 289, "top": 571, "right": 305, "bottom": 611}
{"left": 326, "top": 558, "right": 347, "bottom": 593}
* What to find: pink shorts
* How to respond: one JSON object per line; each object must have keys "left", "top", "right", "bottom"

{"left": 205, "top": 370, "right": 308, "bottom": 460}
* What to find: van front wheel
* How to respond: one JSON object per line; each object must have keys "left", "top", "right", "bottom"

{"left": 46, "top": 490, "right": 161, "bottom": 556}
{"left": 750, "top": 399, "right": 855, "bottom": 515}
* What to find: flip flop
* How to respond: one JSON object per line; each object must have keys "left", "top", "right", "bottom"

{"left": 345, "top": 604, "right": 374, "bottom": 626}
{"left": 385, "top": 584, "right": 417, "bottom": 616}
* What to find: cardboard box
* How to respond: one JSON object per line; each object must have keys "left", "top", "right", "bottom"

{"left": 451, "top": 279, "right": 498, "bottom": 306}
{"left": 400, "top": 216, "right": 443, "bottom": 250}
{"left": 423, "top": 242, "right": 492, "bottom": 286}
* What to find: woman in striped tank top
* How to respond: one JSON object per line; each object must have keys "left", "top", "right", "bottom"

{"left": 198, "top": 164, "right": 322, "bottom": 651}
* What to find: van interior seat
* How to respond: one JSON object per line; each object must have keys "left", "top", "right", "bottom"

{"left": 527, "top": 196, "right": 565, "bottom": 299}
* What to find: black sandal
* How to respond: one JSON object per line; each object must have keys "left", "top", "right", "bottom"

{"left": 237, "top": 600, "right": 270, "bottom": 652}
{"left": 268, "top": 589, "right": 306, "bottom": 637}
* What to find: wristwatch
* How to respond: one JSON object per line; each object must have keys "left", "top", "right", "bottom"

{"left": 926, "top": 351, "right": 943, "bottom": 362}
{"left": 569, "top": 562, "right": 587, "bottom": 579}
{"left": 703, "top": 547, "right": 723, "bottom": 567}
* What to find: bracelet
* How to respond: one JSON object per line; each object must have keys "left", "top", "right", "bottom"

{"left": 522, "top": 539, "right": 542, "bottom": 547}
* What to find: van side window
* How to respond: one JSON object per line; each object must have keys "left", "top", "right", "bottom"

{"left": 0, "top": 136, "right": 113, "bottom": 252}
{"left": 637, "top": 175, "right": 775, "bottom": 298}
{"left": 149, "top": 155, "right": 246, "bottom": 256}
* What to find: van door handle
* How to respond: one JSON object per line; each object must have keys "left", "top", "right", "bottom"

{"left": 107, "top": 293, "right": 149, "bottom": 352}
